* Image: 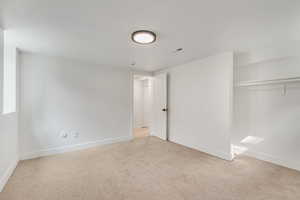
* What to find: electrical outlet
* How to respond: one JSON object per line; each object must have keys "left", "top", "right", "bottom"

{"left": 60, "top": 130, "right": 68, "bottom": 139}
{"left": 71, "top": 131, "right": 79, "bottom": 138}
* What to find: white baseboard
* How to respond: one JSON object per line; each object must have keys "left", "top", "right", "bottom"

{"left": 193, "top": 145, "right": 233, "bottom": 161}
{"left": 20, "top": 136, "right": 133, "bottom": 160}
{"left": 149, "top": 131, "right": 155, "bottom": 136}
{"left": 170, "top": 139, "right": 233, "bottom": 161}
{"left": 0, "top": 158, "right": 19, "bottom": 192}
{"left": 245, "top": 150, "right": 300, "bottom": 172}
{"left": 232, "top": 145, "right": 300, "bottom": 171}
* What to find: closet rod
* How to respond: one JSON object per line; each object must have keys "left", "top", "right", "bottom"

{"left": 237, "top": 76, "right": 300, "bottom": 87}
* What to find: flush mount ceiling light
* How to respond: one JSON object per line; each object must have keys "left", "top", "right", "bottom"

{"left": 131, "top": 30, "right": 156, "bottom": 44}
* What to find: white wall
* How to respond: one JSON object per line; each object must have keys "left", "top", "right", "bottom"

{"left": 0, "top": 29, "right": 19, "bottom": 192}
{"left": 3, "top": 31, "right": 17, "bottom": 114}
{"left": 0, "top": 113, "right": 19, "bottom": 191}
{"left": 233, "top": 46, "right": 300, "bottom": 171}
{"left": 19, "top": 53, "right": 132, "bottom": 159}
{"left": 158, "top": 52, "right": 234, "bottom": 160}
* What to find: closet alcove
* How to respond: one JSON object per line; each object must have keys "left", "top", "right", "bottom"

{"left": 231, "top": 46, "right": 300, "bottom": 170}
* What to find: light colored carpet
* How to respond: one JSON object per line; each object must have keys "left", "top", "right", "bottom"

{"left": 1, "top": 136, "right": 300, "bottom": 200}
{"left": 133, "top": 127, "right": 149, "bottom": 138}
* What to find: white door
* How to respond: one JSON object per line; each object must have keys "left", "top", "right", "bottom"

{"left": 153, "top": 73, "right": 168, "bottom": 140}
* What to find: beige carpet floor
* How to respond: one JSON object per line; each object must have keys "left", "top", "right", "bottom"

{"left": 133, "top": 127, "right": 150, "bottom": 138}
{"left": 1, "top": 136, "right": 300, "bottom": 200}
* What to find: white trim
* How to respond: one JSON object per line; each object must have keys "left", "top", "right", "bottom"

{"left": 131, "top": 70, "right": 153, "bottom": 77}
{"left": 244, "top": 150, "right": 300, "bottom": 172}
{"left": 131, "top": 70, "right": 154, "bottom": 138}
{"left": 232, "top": 146, "right": 300, "bottom": 171}
{"left": 195, "top": 145, "right": 233, "bottom": 161}
{"left": 0, "top": 158, "right": 19, "bottom": 192}
{"left": 171, "top": 139, "right": 233, "bottom": 161}
{"left": 20, "top": 136, "right": 132, "bottom": 160}
{"left": 130, "top": 71, "right": 134, "bottom": 138}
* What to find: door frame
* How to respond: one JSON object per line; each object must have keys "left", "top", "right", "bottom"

{"left": 130, "top": 70, "right": 154, "bottom": 139}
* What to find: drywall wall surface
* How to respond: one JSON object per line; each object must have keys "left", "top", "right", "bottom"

{"left": 159, "top": 52, "right": 234, "bottom": 160}
{"left": 0, "top": 113, "right": 19, "bottom": 192}
{"left": 0, "top": 29, "right": 19, "bottom": 192}
{"left": 19, "top": 53, "right": 132, "bottom": 158}
{"left": 233, "top": 48, "right": 300, "bottom": 171}
{"left": 0, "top": 29, "right": 3, "bottom": 112}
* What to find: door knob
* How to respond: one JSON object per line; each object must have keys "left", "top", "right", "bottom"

{"left": 162, "top": 108, "right": 168, "bottom": 112}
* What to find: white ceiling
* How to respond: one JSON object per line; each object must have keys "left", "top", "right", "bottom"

{"left": 1, "top": 0, "right": 300, "bottom": 71}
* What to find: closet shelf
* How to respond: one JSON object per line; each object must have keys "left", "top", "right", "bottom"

{"left": 236, "top": 77, "right": 300, "bottom": 87}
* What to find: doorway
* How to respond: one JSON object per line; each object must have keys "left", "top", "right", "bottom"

{"left": 133, "top": 75, "right": 153, "bottom": 138}
{"left": 132, "top": 73, "right": 168, "bottom": 140}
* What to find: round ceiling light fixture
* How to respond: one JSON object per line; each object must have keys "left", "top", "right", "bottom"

{"left": 131, "top": 30, "right": 156, "bottom": 44}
